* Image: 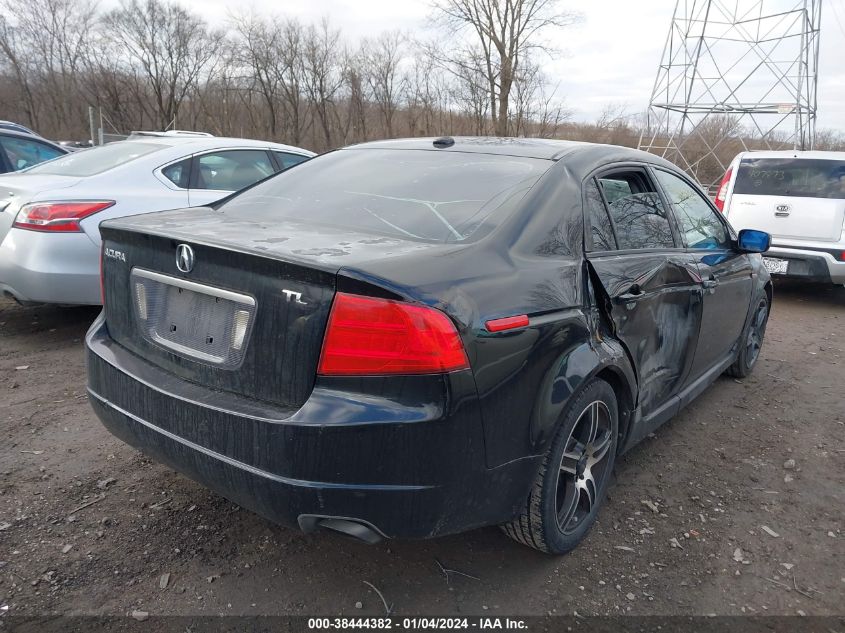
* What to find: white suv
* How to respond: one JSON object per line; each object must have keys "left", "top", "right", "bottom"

{"left": 716, "top": 150, "right": 845, "bottom": 286}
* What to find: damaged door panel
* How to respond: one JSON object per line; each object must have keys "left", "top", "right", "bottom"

{"left": 651, "top": 167, "right": 755, "bottom": 380}
{"left": 587, "top": 253, "right": 704, "bottom": 420}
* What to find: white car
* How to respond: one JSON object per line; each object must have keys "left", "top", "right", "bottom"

{"left": 0, "top": 135, "right": 314, "bottom": 305}
{"left": 715, "top": 150, "right": 845, "bottom": 286}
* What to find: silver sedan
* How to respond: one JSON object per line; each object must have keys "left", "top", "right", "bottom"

{"left": 0, "top": 134, "right": 314, "bottom": 305}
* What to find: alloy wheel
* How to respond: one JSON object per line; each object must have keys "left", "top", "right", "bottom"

{"left": 554, "top": 400, "right": 614, "bottom": 535}
{"left": 745, "top": 299, "right": 769, "bottom": 366}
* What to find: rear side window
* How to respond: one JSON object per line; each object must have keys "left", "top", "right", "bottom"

{"left": 221, "top": 149, "right": 553, "bottom": 243}
{"left": 596, "top": 171, "right": 675, "bottom": 250}
{"left": 734, "top": 157, "right": 845, "bottom": 199}
{"left": 195, "top": 150, "right": 275, "bottom": 191}
{"left": 162, "top": 159, "right": 190, "bottom": 188}
{"left": 26, "top": 141, "right": 165, "bottom": 177}
{"left": 585, "top": 178, "right": 617, "bottom": 251}
{"left": 0, "top": 136, "right": 65, "bottom": 171}
{"left": 273, "top": 151, "right": 309, "bottom": 170}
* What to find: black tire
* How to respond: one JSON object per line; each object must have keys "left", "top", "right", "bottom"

{"left": 726, "top": 295, "right": 769, "bottom": 378}
{"left": 501, "top": 378, "right": 618, "bottom": 554}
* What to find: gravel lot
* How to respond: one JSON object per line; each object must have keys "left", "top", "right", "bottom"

{"left": 1, "top": 281, "right": 843, "bottom": 618}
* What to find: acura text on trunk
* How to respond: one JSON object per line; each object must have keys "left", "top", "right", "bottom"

{"left": 86, "top": 137, "right": 773, "bottom": 554}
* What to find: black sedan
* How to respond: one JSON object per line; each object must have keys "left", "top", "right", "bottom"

{"left": 86, "top": 137, "right": 772, "bottom": 554}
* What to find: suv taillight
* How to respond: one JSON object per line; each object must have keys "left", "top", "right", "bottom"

{"left": 714, "top": 168, "right": 733, "bottom": 213}
{"left": 14, "top": 201, "right": 115, "bottom": 232}
{"left": 317, "top": 292, "right": 469, "bottom": 376}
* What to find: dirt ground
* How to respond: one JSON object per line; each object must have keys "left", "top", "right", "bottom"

{"left": 1, "top": 280, "right": 843, "bottom": 619}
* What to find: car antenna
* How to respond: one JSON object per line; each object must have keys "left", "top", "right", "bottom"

{"left": 433, "top": 137, "right": 455, "bottom": 149}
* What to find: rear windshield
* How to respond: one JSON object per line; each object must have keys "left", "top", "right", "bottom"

{"left": 219, "top": 149, "right": 553, "bottom": 243}
{"left": 734, "top": 157, "right": 845, "bottom": 199}
{"left": 25, "top": 141, "right": 167, "bottom": 177}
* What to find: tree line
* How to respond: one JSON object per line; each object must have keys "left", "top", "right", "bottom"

{"left": 1, "top": 0, "right": 842, "bottom": 186}
{"left": 0, "top": 0, "right": 578, "bottom": 150}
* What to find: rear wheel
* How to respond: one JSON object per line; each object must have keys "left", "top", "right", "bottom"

{"left": 727, "top": 295, "right": 769, "bottom": 378}
{"left": 501, "top": 379, "right": 618, "bottom": 554}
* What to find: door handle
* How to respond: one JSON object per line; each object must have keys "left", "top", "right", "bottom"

{"left": 619, "top": 292, "right": 645, "bottom": 302}
{"left": 702, "top": 276, "right": 719, "bottom": 290}
{"left": 617, "top": 284, "right": 644, "bottom": 303}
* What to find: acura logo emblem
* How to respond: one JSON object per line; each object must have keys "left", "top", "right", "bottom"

{"left": 176, "top": 244, "right": 195, "bottom": 273}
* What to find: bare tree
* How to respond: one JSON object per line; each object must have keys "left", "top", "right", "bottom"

{"left": 403, "top": 48, "right": 448, "bottom": 137}
{"left": 3, "top": 0, "right": 841, "bottom": 182}
{"left": 301, "top": 18, "right": 345, "bottom": 151}
{"left": 104, "top": 0, "right": 221, "bottom": 130}
{"left": 430, "top": 0, "right": 579, "bottom": 136}
{"left": 510, "top": 59, "right": 569, "bottom": 137}
{"left": 0, "top": 15, "right": 39, "bottom": 129}
{"left": 0, "top": 0, "right": 98, "bottom": 135}
{"left": 361, "top": 31, "right": 406, "bottom": 138}
{"left": 344, "top": 57, "right": 369, "bottom": 143}
{"left": 230, "top": 12, "right": 285, "bottom": 137}
{"left": 229, "top": 13, "right": 310, "bottom": 144}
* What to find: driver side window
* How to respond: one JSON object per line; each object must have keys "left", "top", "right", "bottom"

{"left": 655, "top": 170, "right": 729, "bottom": 250}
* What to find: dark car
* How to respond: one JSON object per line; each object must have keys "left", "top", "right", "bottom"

{"left": 0, "top": 129, "right": 68, "bottom": 174}
{"left": 86, "top": 137, "right": 773, "bottom": 554}
{"left": 0, "top": 120, "right": 39, "bottom": 135}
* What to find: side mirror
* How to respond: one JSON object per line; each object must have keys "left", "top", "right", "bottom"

{"left": 737, "top": 229, "right": 771, "bottom": 253}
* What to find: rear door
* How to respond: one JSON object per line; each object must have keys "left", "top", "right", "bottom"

{"left": 187, "top": 149, "right": 277, "bottom": 206}
{"left": 654, "top": 168, "right": 753, "bottom": 380}
{"left": 584, "top": 166, "right": 703, "bottom": 421}
{"left": 725, "top": 156, "right": 845, "bottom": 242}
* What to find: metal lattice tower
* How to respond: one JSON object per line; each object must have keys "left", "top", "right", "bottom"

{"left": 639, "top": 0, "right": 822, "bottom": 189}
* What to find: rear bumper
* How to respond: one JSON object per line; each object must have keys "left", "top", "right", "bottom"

{"left": 86, "top": 315, "right": 539, "bottom": 539}
{"left": 0, "top": 228, "right": 101, "bottom": 305}
{"left": 765, "top": 245, "right": 845, "bottom": 284}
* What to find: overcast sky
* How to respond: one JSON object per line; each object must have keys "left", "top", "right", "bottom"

{"left": 189, "top": 0, "right": 845, "bottom": 132}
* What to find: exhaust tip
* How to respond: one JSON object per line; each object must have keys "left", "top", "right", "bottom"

{"left": 298, "top": 515, "right": 384, "bottom": 544}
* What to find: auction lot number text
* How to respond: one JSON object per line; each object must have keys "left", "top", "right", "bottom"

{"left": 308, "top": 618, "right": 528, "bottom": 630}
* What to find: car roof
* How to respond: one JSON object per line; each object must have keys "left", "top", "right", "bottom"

{"left": 0, "top": 120, "right": 37, "bottom": 134}
{"left": 119, "top": 136, "right": 315, "bottom": 156}
{"left": 343, "top": 136, "right": 668, "bottom": 163}
{"left": 737, "top": 150, "right": 845, "bottom": 161}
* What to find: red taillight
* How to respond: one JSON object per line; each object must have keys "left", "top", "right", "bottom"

{"left": 13, "top": 201, "right": 114, "bottom": 232}
{"left": 714, "top": 167, "right": 733, "bottom": 213}
{"left": 317, "top": 292, "right": 469, "bottom": 376}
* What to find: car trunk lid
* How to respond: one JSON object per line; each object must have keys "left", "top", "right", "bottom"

{"left": 727, "top": 194, "right": 844, "bottom": 242}
{"left": 99, "top": 207, "right": 442, "bottom": 408}
{"left": 726, "top": 156, "right": 845, "bottom": 242}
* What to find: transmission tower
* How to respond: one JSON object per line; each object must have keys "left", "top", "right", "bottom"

{"left": 639, "top": 0, "right": 822, "bottom": 189}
